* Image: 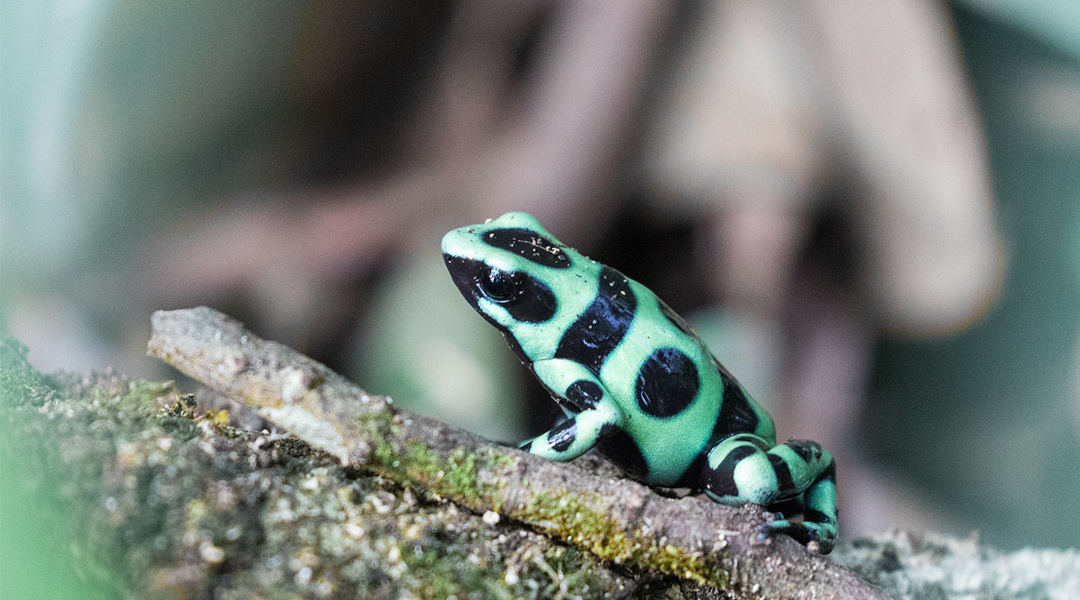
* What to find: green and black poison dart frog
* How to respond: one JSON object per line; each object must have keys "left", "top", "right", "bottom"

{"left": 442, "top": 212, "right": 838, "bottom": 554}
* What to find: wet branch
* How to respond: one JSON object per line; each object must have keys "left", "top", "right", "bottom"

{"left": 148, "top": 306, "right": 891, "bottom": 599}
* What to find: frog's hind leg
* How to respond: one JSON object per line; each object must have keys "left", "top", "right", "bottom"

{"left": 700, "top": 435, "right": 837, "bottom": 553}
{"left": 766, "top": 460, "right": 837, "bottom": 554}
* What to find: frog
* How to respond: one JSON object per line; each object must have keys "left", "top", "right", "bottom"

{"left": 441, "top": 211, "right": 838, "bottom": 554}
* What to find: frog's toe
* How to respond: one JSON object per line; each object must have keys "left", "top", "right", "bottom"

{"left": 755, "top": 524, "right": 773, "bottom": 544}
{"left": 763, "top": 519, "right": 837, "bottom": 554}
{"left": 758, "top": 518, "right": 786, "bottom": 542}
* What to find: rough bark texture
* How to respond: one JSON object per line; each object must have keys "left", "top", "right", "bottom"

{"left": 147, "top": 306, "right": 890, "bottom": 599}
{"left": 0, "top": 338, "right": 634, "bottom": 600}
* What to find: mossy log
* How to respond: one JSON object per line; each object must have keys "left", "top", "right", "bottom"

{"left": 147, "top": 306, "right": 890, "bottom": 599}
{"left": 5, "top": 312, "right": 1077, "bottom": 598}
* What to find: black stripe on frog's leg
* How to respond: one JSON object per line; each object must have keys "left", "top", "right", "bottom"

{"left": 764, "top": 461, "right": 838, "bottom": 554}
{"left": 595, "top": 423, "right": 649, "bottom": 482}
{"left": 677, "top": 377, "right": 764, "bottom": 489}
{"left": 482, "top": 228, "right": 572, "bottom": 269}
{"left": 554, "top": 267, "right": 637, "bottom": 373}
{"left": 768, "top": 453, "right": 796, "bottom": 497}
{"left": 702, "top": 441, "right": 758, "bottom": 498}
{"left": 700, "top": 433, "right": 777, "bottom": 502}
{"left": 635, "top": 347, "right": 700, "bottom": 418}
{"left": 676, "top": 429, "right": 767, "bottom": 490}
{"left": 547, "top": 418, "right": 578, "bottom": 453}
{"left": 564, "top": 379, "right": 604, "bottom": 410}
{"left": 787, "top": 439, "right": 824, "bottom": 465}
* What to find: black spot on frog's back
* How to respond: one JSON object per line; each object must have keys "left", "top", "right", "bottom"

{"left": 565, "top": 379, "right": 604, "bottom": 410}
{"left": 635, "top": 347, "right": 700, "bottom": 418}
{"left": 482, "top": 228, "right": 571, "bottom": 269}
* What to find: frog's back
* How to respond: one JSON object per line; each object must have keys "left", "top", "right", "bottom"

{"left": 591, "top": 276, "right": 776, "bottom": 487}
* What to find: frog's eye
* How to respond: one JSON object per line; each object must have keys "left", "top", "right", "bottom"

{"left": 479, "top": 268, "right": 517, "bottom": 303}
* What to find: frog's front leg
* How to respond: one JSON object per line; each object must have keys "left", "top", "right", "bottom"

{"left": 517, "top": 359, "right": 622, "bottom": 461}
{"left": 701, "top": 434, "right": 838, "bottom": 553}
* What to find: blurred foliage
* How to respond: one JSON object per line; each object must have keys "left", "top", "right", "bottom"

{"left": 868, "top": 4, "right": 1080, "bottom": 549}
{"left": 0, "top": 339, "right": 121, "bottom": 599}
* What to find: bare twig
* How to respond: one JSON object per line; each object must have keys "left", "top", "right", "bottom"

{"left": 148, "top": 306, "right": 891, "bottom": 599}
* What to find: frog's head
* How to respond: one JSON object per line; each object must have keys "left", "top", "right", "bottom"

{"left": 442, "top": 212, "right": 592, "bottom": 363}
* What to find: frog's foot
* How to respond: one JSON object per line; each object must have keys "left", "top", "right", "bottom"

{"left": 761, "top": 517, "right": 837, "bottom": 555}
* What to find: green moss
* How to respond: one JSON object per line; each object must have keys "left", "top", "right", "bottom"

{"left": 400, "top": 528, "right": 629, "bottom": 600}
{"left": 411, "top": 443, "right": 480, "bottom": 498}
{"left": 402, "top": 548, "right": 494, "bottom": 599}
{"left": 119, "top": 380, "right": 175, "bottom": 410}
{"left": 521, "top": 491, "right": 730, "bottom": 588}
{"left": 360, "top": 409, "right": 731, "bottom": 589}
{"left": 363, "top": 411, "right": 514, "bottom": 508}
{"left": 374, "top": 440, "right": 491, "bottom": 505}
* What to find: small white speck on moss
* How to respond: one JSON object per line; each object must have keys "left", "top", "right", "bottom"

{"left": 200, "top": 542, "right": 225, "bottom": 564}
{"left": 294, "top": 566, "right": 312, "bottom": 586}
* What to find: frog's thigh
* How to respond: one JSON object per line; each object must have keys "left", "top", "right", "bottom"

{"left": 701, "top": 436, "right": 829, "bottom": 504}
{"left": 701, "top": 434, "right": 779, "bottom": 505}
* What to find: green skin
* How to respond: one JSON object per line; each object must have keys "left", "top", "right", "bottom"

{"left": 442, "top": 212, "right": 838, "bottom": 553}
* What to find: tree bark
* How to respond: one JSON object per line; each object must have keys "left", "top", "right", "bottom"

{"left": 148, "top": 306, "right": 892, "bottom": 599}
